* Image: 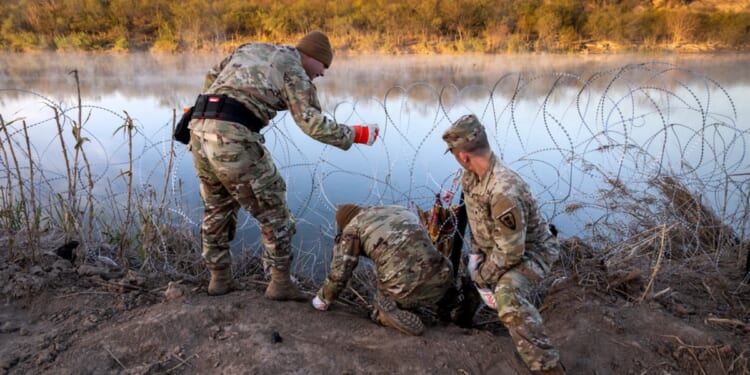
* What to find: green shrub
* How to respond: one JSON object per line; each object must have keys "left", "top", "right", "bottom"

{"left": 112, "top": 37, "right": 130, "bottom": 52}
{"left": 54, "top": 33, "right": 95, "bottom": 52}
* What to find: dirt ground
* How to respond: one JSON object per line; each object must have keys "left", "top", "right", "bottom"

{"left": 1, "top": 237, "right": 749, "bottom": 375}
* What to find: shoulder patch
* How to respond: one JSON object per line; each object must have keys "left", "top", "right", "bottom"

{"left": 490, "top": 194, "right": 514, "bottom": 219}
{"left": 492, "top": 194, "right": 520, "bottom": 232}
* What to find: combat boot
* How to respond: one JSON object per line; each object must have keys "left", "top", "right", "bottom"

{"left": 265, "top": 268, "right": 306, "bottom": 301}
{"left": 451, "top": 276, "right": 481, "bottom": 328}
{"left": 371, "top": 293, "right": 425, "bottom": 336}
{"left": 436, "top": 285, "right": 459, "bottom": 323}
{"left": 206, "top": 262, "right": 233, "bottom": 296}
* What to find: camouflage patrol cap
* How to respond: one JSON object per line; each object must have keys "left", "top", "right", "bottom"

{"left": 296, "top": 30, "right": 333, "bottom": 68}
{"left": 442, "top": 114, "right": 487, "bottom": 153}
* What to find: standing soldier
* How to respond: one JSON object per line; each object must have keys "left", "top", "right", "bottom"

{"left": 311, "top": 204, "right": 458, "bottom": 336}
{"left": 442, "top": 114, "right": 565, "bottom": 375}
{"left": 188, "top": 31, "right": 380, "bottom": 299}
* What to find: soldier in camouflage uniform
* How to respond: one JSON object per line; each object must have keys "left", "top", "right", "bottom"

{"left": 188, "top": 31, "right": 380, "bottom": 299}
{"left": 311, "top": 204, "right": 456, "bottom": 336}
{"left": 442, "top": 114, "right": 565, "bottom": 375}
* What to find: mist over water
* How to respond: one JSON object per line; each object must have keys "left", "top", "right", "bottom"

{"left": 1, "top": 52, "right": 748, "bottom": 276}
{"left": 4, "top": 52, "right": 750, "bottom": 105}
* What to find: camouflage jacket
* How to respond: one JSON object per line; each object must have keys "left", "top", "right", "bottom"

{"left": 463, "top": 153, "right": 557, "bottom": 285}
{"left": 317, "top": 205, "right": 449, "bottom": 304}
{"left": 194, "top": 42, "right": 354, "bottom": 150}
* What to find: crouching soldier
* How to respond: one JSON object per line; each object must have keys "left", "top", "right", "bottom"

{"left": 443, "top": 114, "right": 565, "bottom": 374}
{"left": 311, "top": 204, "right": 458, "bottom": 335}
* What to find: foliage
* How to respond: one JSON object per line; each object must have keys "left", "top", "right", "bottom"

{"left": 0, "top": 0, "right": 748, "bottom": 53}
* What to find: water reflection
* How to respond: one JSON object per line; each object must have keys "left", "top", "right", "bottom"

{"left": 1, "top": 53, "right": 748, "bottom": 277}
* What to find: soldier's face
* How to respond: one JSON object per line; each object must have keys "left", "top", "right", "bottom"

{"left": 301, "top": 54, "right": 327, "bottom": 80}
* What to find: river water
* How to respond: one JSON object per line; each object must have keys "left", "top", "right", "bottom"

{"left": 2, "top": 52, "right": 748, "bottom": 275}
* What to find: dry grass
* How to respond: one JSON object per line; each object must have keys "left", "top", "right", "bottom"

{"left": 551, "top": 175, "right": 750, "bottom": 326}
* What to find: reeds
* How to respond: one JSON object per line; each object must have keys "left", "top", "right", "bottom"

{"left": 0, "top": 113, "right": 42, "bottom": 261}
{"left": 0, "top": 70, "right": 207, "bottom": 277}
{"left": 0, "top": 64, "right": 747, "bottom": 325}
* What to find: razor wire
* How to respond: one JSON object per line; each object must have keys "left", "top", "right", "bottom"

{"left": 0, "top": 61, "right": 748, "bottom": 278}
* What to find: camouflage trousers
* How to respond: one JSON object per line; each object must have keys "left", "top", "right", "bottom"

{"left": 189, "top": 124, "right": 295, "bottom": 269}
{"left": 384, "top": 255, "right": 454, "bottom": 309}
{"left": 493, "top": 256, "right": 560, "bottom": 372}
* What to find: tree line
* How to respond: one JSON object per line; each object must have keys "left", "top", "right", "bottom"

{"left": 2, "top": 0, "right": 749, "bottom": 53}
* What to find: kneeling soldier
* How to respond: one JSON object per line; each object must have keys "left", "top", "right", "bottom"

{"left": 312, "top": 204, "right": 456, "bottom": 335}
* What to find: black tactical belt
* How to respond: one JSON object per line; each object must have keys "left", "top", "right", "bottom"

{"left": 191, "top": 94, "right": 263, "bottom": 133}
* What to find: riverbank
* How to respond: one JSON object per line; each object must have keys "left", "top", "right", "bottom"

{"left": 1, "top": 232, "right": 748, "bottom": 374}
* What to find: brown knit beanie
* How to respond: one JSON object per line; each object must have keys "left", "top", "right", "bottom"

{"left": 296, "top": 30, "right": 333, "bottom": 68}
{"left": 335, "top": 204, "right": 363, "bottom": 231}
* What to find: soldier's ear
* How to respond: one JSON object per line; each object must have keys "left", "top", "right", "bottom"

{"left": 459, "top": 151, "right": 471, "bottom": 165}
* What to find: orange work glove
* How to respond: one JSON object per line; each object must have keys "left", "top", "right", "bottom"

{"left": 351, "top": 124, "right": 380, "bottom": 145}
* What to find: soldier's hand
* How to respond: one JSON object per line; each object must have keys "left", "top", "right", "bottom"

{"left": 312, "top": 295, "right": 329, "bottom": 311}
{"left": 352, "top": 124, "right": 379, "bottom": 145}
{"left": 475, "top": 285, "right": 497, "bottom": 310}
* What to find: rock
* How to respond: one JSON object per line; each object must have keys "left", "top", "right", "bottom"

{"left": 52, "top": 259, "right": 74, "bottom": 272}
{"left": 124, "top": 270, "right": 146, "bottom": 286}
{"left": 96, "top": 256, "right": 119, "bottom": 268}
{"left": 77, "top": 264, "right": 106, "bottom": 277}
